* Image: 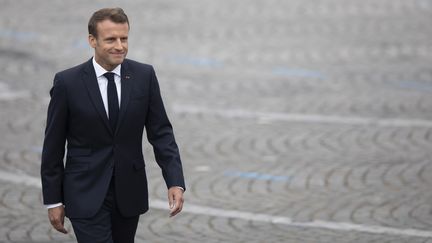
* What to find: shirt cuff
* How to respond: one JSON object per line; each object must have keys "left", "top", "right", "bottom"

{"left": 173, "top": 186, "right": 184, "bottom": 191}
{"left": 45, "top": 203, "right": 63, "bottom": 209}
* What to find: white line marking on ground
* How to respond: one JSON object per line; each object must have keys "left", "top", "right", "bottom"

{"left": 0, "top": 90, "right": 31, "bottom": 100}
{"left": 3, "top": 170, "right": 432, "bottom": 238}
{"left": 0, "top": 170, "right": 42, "bottom": 187}
{"left": 172, "top": 104, "right": 432, "bottom": 128}
{"left": 149, "top": 200, "right": 432, "bottom": 238}
{"left": 0, "top": 82, "right": 31, "bottom": 100}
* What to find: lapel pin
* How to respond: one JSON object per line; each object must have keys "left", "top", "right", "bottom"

{"left": 125, "top": 75, "right": 130, "bottom": 79}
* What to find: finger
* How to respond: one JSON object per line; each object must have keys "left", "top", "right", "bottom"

{"left": 169, "top": 197, "right": 178, "bottom": 212}
{"left": 168, "top": 193, "right": 174, "bottom": 209}
{"left": 169, "top": 204, "right": 182, "bottom": 217}
{"left": 51, "top": 220, "right": 68, "bottom": 234}
{"left": 169, "top": 205, "right": 179, "bottom": 217}
{"left": 59, "top": 219, "right": 68, "bottom": 234}
{"left": 56, "top": 226, "right": 68, "bottom": 234}
{"left": 169, "top": 197, "right": 184, "bottom": 217}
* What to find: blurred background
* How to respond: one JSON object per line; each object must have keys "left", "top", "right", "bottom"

{"left": 1, "top": 0, "right": 432, "bottom": 242}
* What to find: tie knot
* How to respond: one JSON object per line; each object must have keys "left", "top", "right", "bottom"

{"left": 104, "top": 72, "right": 115, "bottom": 82}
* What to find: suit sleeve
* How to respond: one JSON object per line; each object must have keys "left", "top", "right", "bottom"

{"left": 145, "top": 67, "right": 186, "bottom": 191}
{"left": 40, "top": 74, "right": 68, "bottom": 204}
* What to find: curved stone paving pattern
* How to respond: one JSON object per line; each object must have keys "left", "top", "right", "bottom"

{"left": 1, "top": 0, "right": 432, "bottom": 242}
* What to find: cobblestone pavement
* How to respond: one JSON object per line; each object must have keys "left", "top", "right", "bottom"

{"left": 1, "top": 0, "right": 432, "bottom": 242}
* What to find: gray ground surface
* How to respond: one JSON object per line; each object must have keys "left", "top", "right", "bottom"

{"left": 1, "top": 0, "right": 432, "bottom": 242}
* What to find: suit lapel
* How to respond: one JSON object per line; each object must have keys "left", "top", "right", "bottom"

{"left": 82, "top": 59, "right": 113, "bottom": 136}
{"left": 115, "top": 60, "right": 133, "bottom": 135}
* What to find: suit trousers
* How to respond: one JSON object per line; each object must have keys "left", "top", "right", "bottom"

{"left": 69, "top": 178, "right": 140, "bottom": 243}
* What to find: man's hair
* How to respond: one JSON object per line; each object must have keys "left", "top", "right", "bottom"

{"left": 88, "top": 7, "right": 129, "bottom": 37}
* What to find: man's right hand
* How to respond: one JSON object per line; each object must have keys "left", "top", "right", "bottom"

{"left": 48, "top": 206, "right": 68, "bottom": 234}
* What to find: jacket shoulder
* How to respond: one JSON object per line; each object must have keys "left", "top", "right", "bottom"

{"left": 123, "top": 59, "right": 154, "bottom": 73}
{"left": 54, "top": 61, "right": 89, "bottom": 84}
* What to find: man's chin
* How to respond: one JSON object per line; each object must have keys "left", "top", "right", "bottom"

{"left": 111, "top": 57, "right": 125, "bottom": 65}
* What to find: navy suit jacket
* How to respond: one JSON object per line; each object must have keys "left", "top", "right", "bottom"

{"left": 41, "top": 58, "right": 185, "bottom": 218}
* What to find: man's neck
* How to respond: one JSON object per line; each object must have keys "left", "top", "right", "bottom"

{"left": 94, "top": 57, "right": 118, "bottom": 71}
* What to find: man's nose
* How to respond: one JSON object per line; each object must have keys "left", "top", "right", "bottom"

{"left": 114, "top": 39, "right": 123, "bottom": 50}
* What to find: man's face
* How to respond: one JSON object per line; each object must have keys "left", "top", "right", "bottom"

{"left": 89, "top": 19, "right": 129, "bottom": 71}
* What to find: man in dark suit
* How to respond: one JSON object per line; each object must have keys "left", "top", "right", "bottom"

{"left": 40, "top": 7, "right": 185, "bottom": 242}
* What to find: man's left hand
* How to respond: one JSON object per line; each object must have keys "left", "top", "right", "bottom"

{"left": 168, "top": 187, "right": 184, "bottom": 217}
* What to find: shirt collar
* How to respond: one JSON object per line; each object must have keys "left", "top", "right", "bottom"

{"left": 92, "top": 57, "right": 121, "bottom": 78}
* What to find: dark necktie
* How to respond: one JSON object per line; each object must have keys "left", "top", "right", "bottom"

{"left": 104, "top": 72, "right": 119, "bottom": 132}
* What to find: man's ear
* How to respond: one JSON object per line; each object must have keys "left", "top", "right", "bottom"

{"left": 88, "top": 34, "right": 96, "bottom": 48}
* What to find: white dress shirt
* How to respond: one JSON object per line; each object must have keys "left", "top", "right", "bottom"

{"left": 92, "top": 57, "right": 122, "bottom": 114}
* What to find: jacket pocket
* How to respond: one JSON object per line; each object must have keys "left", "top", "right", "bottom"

{"left": 65, "top": 162, "right": 89, "bottom": 173}
{"left": 67, "top": 148, "right": 92, "bottom": 157}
